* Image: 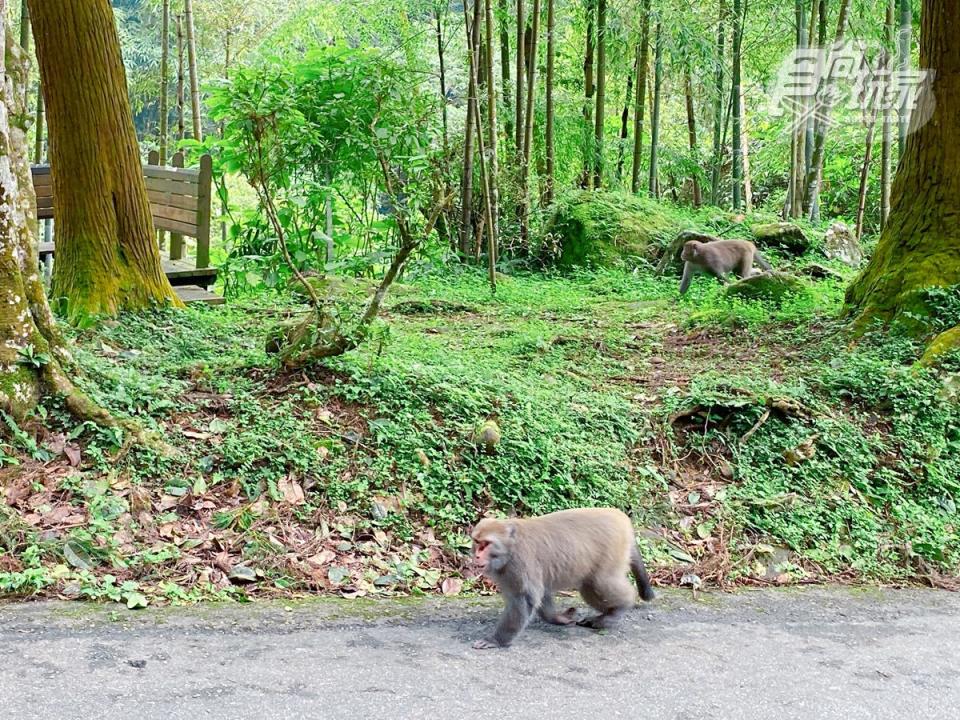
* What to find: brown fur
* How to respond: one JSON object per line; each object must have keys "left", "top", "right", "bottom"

{"left": 679, "top": 239, "right": 772, "bottom": 294}
{"left": 470, "top": 508, "right": 654, "bottom": 649}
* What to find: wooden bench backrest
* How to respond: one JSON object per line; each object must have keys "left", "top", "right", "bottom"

{"left": 32, "top": 151, "right": 213, "bottom": 269}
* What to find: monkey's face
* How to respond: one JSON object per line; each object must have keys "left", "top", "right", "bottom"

{"left": 471, "top": 520, "right": 515, "bottom": 576}
{"left": 681, "top": 241, "right": 700, "bottom": 262}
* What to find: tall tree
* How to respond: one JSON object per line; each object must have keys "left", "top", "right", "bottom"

{"left": 895, "top": 0, "right": 912, "bottom": 156}
{"left": 630, "top": 0, "right": 651, "bottom": 193}
{"left": 880, "top": 0, "right": 894, "bottom": 228}
{"left": 177, "top": 12, "right": 185, "bottom": 142}
{"left": 581, "top": 0, "right": 595, "bottom": 187}
{"left": 498, "top": 0, "right": 512, "bottom": 141}
{"left": 616, "top": 54, "right": 636, "bottom": 181}
{"left": 648, "top": 21, "right": 662, "bottom": 197}
{"left": 28, "top": 0, "right": 181, "bottom": 320}
{"left": 184, "top": 0, "right": 202, "bottom": 141}
{"left": 514, "top": 0, "right": 525, "bottom": 154}
{"left": 519, "top": 0, "right": 540, "bottom": 240}
{"left": 159, "top": 0, "right": 170, "bottom": 164}
{"left": 684, "top": 68, "right": 702, "bottom": 207}
{"left": 802, "top": 0, "right": 851, "bottom": 221}
{"left": 846, "top": 0, "right": 960, "bottom": 360}
{"left": 0, "top": 16, "right": 117, "bottom": 426}
{"left": 730, "top": 0, "right": 743, "bottom": 210}
{"left": 710, "top": 0, "right": 726, "bottom": 205}
{"left": 483, "top": 0, "right": 501, "bottom": 249}
{"left": 592, "top": 0, "right": 607, "bottom": 187}
{"left": 544, "top": 0, "right": 556, "bottom": 203}
{"left": 460, "top": 0, "right": 482, "bottom": 256}
{"left": 785, "top": 0, "right": 805, "bottom": 218}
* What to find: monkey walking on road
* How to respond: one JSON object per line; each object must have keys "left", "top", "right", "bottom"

{"left": 470, "top": 508, "right": 655, "bottom": 649}
{"left": 678, "top": 239, "right": 772, "bottom": 294}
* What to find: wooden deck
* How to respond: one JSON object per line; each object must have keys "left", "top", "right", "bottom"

{"left": 175, "top": 285, "right": 225, "bottom": 305}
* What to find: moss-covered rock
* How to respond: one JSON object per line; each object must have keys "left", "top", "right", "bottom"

{"left": 751, "top": 222, "right": 814, "bottom": 255}
{"left": 921, "top": 325, "right": 960, "bottom": 366}
{"left": 539, "top": 190, "right": 684, "bottom": 269}
{"left": 723, "top": 271, "right": 809, "bottom": 304}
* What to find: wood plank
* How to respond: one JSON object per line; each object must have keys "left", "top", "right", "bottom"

{"left": 151, "top": 203, "right": 198, "bottom": 225}
{"left": 146, "top": 189, "right": 200, "bottom": 212}
{"left": 39, "top": 241, "right": 55, "bottom": 256}
{"left": 144, "top": 165, "right": 201, "bottom": 183}
{"left": 30, "top": 165, "right": 50, "bottom": 176}
{"left": 145, "top": 176, "right": 201, "bottom": 196}
{"left": 32, "top": 174, "right": 52, "bottom": 188}
{"left": 37, "top": 208, "right": 54, "bottom": 220}
{"left": 174, "top": 285, "right": 225, "bottom": 305}
{"left": 37, "top": 196, "right": 53, "bottom": 209}
{"left": 154, "top": 216, "right": 199, "bottom": 237}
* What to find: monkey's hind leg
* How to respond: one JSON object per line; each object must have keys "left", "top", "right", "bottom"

{"left": 577, "top": 577, "right": 636, "bottom": 630}
{"left": 539, "top": 593, "right": 579, "bottom": 626}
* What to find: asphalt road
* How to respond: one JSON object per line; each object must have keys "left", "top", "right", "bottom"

{"left": 1, "top": 587, "right": 957, "bottom": 719}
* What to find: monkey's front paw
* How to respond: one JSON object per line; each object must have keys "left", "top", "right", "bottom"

{"left": 472, "top": 638, "right": 504, "bottom": 650}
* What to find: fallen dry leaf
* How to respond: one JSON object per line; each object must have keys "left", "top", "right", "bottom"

{"left": 278, "top": 475, "right": 305, "bottom": 505}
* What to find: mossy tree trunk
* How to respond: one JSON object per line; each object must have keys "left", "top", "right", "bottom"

{"left": 846, "top": 0, "right": 960, "bottom": 351}
{"left": 0, "top": 26, "right": 115, "bottom": 424}
{"left": 27, "top": 0, "right": 181, "bottom": 323}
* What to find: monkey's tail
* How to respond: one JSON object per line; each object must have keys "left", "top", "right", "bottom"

{"left": 756, "top": 252, "right": 773, "bottom": 272}
{"left": 630, "top": 544, "right": 656, "bottom": 602}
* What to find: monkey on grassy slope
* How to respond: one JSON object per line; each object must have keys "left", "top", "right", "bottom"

{"left": 678, "top": 239, "right": 772, "bottom": 294}
{"left": 470, "top": 508, "right": 655, "bottom": 649}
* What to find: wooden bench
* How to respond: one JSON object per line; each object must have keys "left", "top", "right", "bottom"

{"left": 34, "top": 151, "right": 218, "bottom": 295}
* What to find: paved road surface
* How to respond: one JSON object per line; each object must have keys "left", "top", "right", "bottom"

{"left": 1, "top": 587, "right": 958, "bottom": 719}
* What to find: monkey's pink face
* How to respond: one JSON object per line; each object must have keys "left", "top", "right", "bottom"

{"left": 471, "top": 521, "right": 513, "bottom": 575}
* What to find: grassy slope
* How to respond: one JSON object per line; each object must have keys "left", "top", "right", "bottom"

{"left": 1, "top": 261, "right": 958, "bottom": 604}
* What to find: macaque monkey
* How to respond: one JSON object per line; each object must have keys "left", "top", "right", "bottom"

{"left": 678, "top": 239, "right": 772, "bottom": 294}
{"left": 470, "top": 508, "right": 655, "bottom": 649}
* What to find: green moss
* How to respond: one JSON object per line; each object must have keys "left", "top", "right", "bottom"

{"left": 722, "top": 272, "right": 810, "bottom": 305}
{"left": 921, "top": 326, "right": 960, "bottom": 366}
{"left": 539, "top": 190, "right": 686, "bottom": 269}
{"left": 751, "top": 222, "right": 815, "bottom": 255}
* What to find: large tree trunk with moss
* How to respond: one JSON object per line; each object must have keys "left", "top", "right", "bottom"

{"left": 846, "top": 0, "right": 960, "bottom": 357}
{"left": 0, "top": 26, "right": 114, "bottom": 426}
{"left": 27, "top": 0, "right": 181, "bottom": 323}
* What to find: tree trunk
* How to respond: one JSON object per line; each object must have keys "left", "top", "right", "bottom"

{"left": 436, "top": 7, "right": 449, "bottom": 159}
{"left": 28, "top": 0, "right": 181, "bottom": 321}
{"left": 498, "top": 0, "right": 512, "bottom": 141}
{"left": 710, "top": 0, "right": 726, "bottom": 205}
{"left": 896, "top": 0, "right": 912, "bottom": 157}
{"left": 800, "top": 0, "right": 820, "bottom": 208}
{"left": 460, "top": 0, "right": 481, "bottom": 257}
{"left": 514, "top": 0, "right": 525, "bottom": 154}
{"left": 684, "top": 68, "right": 702, "bottom": 207}
{"left": 519, "top": 0, "right": 540, "bottom": 241}
{"left": 0, "top": 22, "right": 122, "bottom": 428}
{"left": 483, "top": 0, "right": 500, "bottom": 254}
{"left": 630, "top": 0, "right": 651, "bottom": 194}
{"left": 730, "top": 0, "right": 743, "bottom": 210}
{"left": 592, "top": 0, "right": 606, "bottom": 187}
{"left": 880, "top": 0, "right": 894, "bottom": 229}
{"left": 785, "top": 0, "right": 804, "bottom": 219}
{"left": 803, "top": 0, "right": 851, "bottom": 222}
{"left": 184, "top": 0, "right": 202, "bottom": 141}
{"left": 739, "top": 81, "right": 752, "bottom": 211}
{"left": 544, "top": 0, "right": 556, "bottom": 203}
{"left": 33, "top": 83, "right": 43, "bottom": 163}
{"left": 177, "top": 13, "right": 185, "bottom": 142}
{"left": 616, "top": 56, "right": 635, "bottom": 183}
{"left": 581, "top": 0, "right": 595, "bottom": 188}
{"left": 846, "top": 0, "right": 960, "bottom": 345}
{"left": 854, "top": 107, "right": 879, "bottom": 239}
{"left": 648, "top": 21, "right": 662, "bottom": 198}
{"left": 159, "top": 0, "right": 170, "bottom": 164}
